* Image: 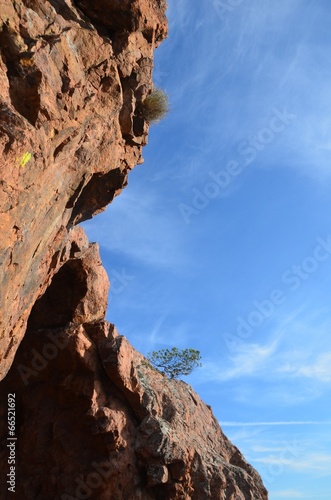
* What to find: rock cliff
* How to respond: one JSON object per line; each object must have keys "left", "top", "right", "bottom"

{"left": 0, "top": 1, "right": 268, "bottom": 498}
{"left": 0, "top": 0, "right": 167, "bottom": 379}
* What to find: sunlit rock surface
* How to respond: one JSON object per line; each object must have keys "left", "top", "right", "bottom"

{"left": 0, "top": 1, "right": 268, "bottom": 498}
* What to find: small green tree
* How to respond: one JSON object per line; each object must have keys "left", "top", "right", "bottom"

{"left": 139, "top": 88, "right": 169, "bottom": 124}
{"left": 146, "top": 347, "right": 202, "bottom": 379}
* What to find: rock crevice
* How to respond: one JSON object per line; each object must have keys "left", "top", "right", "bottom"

{"left": 0, "top": 228, "right": 268, "bottom": 499}
{"left": 0, "top": 1, "right": 268, "bottom": 498}
{"left": 0, "top": 0, "right": 167, "bottom": 378}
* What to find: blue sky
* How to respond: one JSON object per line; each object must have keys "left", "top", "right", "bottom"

{"left": 83, "top": 1, "right": 331, "bottom": 498}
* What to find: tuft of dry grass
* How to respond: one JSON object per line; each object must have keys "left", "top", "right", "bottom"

{"left": 140, "top": 88, "right": 169, "bottom": 124}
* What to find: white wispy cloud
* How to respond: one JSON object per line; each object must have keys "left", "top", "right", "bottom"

{"left": 194, "top": 302, "right": 331, "bottom": 389}
{"left": 182, "top": 1, "right": 331, "bottom": 181}
{"left": 147, "top": 314, "right": 168, "bottom": 344}
{"left": 196, "top": 338, "right": 279, "bottom": 382}
{"left": 255, "top": 452, "right": 331, "bottom": 476}
{"left": 83, "top": 187, "right": 187, "bottom": 270}
{"left": 296, "top": 353, "right": 331, "bottom": 382}
{"left": 220, "top": 421, "right": 331, "bottom": 427}
{"left": 145, "top": 316, "right": 190, "bottom": 348}
{"left": 269, "top": 490, "right": 305, "bottom": 499}
{"left": 278, "top": 351, "right": 331, "bottom": 383}
{"left": 227, "top": 340, "right": 279, "bottom": 376}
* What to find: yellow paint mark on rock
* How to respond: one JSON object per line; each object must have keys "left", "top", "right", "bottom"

{"left": 19, "top": 152, "right": 32, "bottom": 168}
{"left": 20, "top": 56, "right": 35, "bottom": 67}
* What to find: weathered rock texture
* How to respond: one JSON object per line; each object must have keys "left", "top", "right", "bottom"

{"left": 0, "top": 0, "right": 167, "bottom": 379}
{"left": 0, "top": 1, "right": 268, "bottom": 499}
{"left": 0, "top": 228, "right": 268, "bottom": 499}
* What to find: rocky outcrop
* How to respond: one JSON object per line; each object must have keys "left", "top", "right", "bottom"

{"left": 0, "top": 1, "right": 268, "bottom": 498}
{"left": 0, "top": 227, "right": 268, "bottom": 499}
{"left": 0, "top": 0, "right": 167, "bottom": 379}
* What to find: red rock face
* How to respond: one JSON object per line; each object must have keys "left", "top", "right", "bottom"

{"left": 0, "top": 228, "right": 268, "bottom": 499}
{"left": 0, "top": 1, "right": 268, "bottom": 498}
{"left": 0, "top": 0, "right": 167, "bottom": 379}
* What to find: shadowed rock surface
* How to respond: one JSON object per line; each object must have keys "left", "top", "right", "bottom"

{"left": 0, "top": 228, "right": 268, "bottom": 499}
{"left": 0, "top": 1, "right": 268, "bottom": 498}
{"left": 0, "top": 0, "right": 167, "bottom": 379}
